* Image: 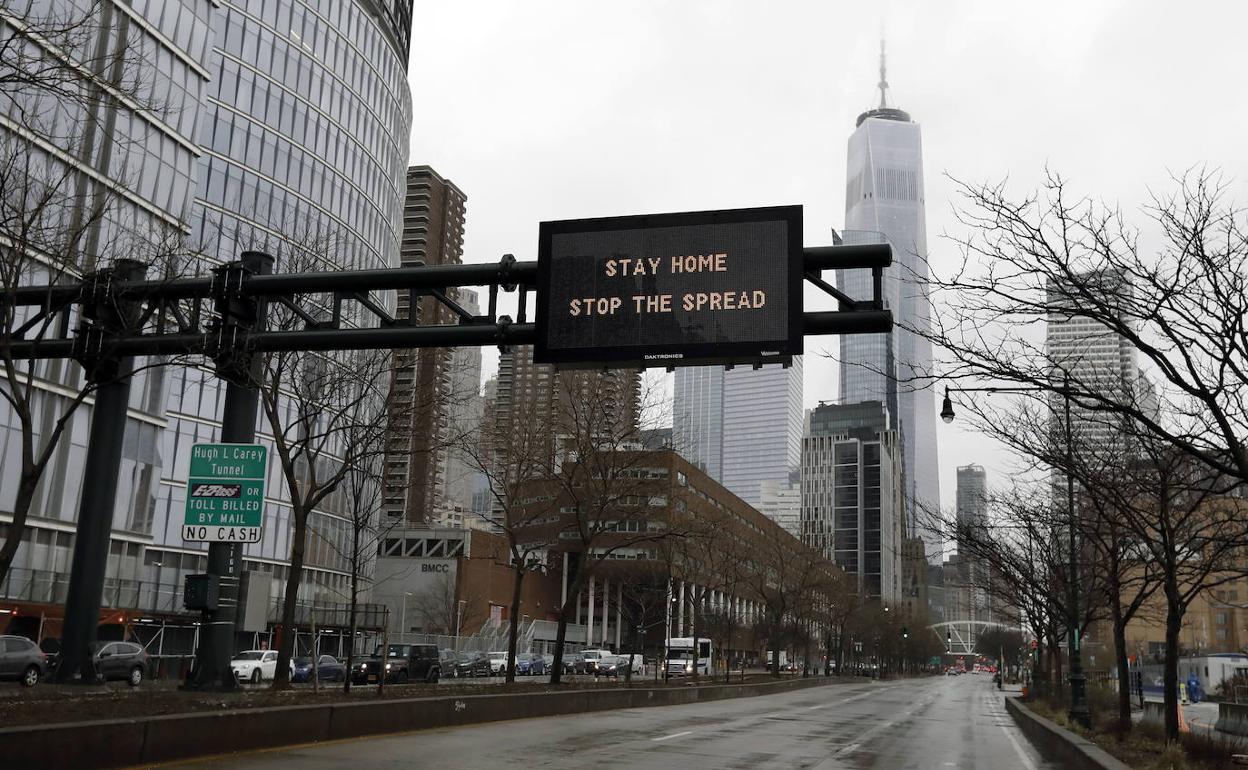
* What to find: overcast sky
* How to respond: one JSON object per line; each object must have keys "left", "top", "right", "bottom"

{"left": 406, "top": 0, "right": 1248, "bottom": 513}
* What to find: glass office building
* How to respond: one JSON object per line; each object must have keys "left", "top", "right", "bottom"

{"left": 672, "top": 360, "right": 804, "bottom": 510}
{"left": 0, "top": 0, "right": 413, "bottom": 633}
{"left": 836, "top": 76, "right": 941, "bottom": 563}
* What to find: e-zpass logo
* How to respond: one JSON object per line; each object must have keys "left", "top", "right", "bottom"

{"left": 191, "top": 483, "right": 242, "bottom": 498}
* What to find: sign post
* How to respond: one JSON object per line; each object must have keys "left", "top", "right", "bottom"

{"left": 183, "top": 443, "right": 267, "bottom": 543}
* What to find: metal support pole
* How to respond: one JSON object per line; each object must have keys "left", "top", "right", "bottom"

{"left": 55, "top": 259, "right": 147, "bottom": 683}
{"left": 187, "top": 252, "right": 273, "bottom": 690}
{"left": 1065, "top": 374, "right": 1091, "bottom": 727}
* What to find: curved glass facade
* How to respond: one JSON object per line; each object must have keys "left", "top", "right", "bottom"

{"left": 190, "top": 0, "right": 410, "bottom": 273}
{"left": 150, "top": 0, "right": 412, "bottom": 605}
{"left": 0, "top": 0, "right": 215, "bottom": 598}
{"left": 1, "top": 0, "right": 412, "bottom": 619}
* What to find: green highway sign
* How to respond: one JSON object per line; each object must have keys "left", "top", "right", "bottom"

{"left": 182, "top": 443, "right": 267, "bottom": 543}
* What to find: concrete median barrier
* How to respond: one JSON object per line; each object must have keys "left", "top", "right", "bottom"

{"left": 1, "top": 674, "right": 841, "bottom": 769}
{"left": 1214, "top": 701, "right": 1248, "bottom": 736}
{"left": 1004, "top": 696, "right": 1129, "bottom": 770}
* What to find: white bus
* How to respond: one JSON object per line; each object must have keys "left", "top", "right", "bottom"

{"left": 666, "top": 637, "right": 713, "bottom": 677}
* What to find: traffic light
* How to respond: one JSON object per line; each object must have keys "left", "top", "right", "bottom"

{"left": 902, "top": 627, "right": 909, "bottom": 639}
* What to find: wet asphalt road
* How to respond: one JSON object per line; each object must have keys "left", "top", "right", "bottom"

{"left": 173, "top": 674, "right": 1054, "bottom": 769}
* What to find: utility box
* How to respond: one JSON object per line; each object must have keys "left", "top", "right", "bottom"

{"left": 237, "top": 570, "right": 270, "bottom": 633}
{"left": 184, "top": 573, "right": 219, "bottom": 611}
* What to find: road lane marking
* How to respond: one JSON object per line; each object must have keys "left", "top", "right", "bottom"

{"left": 990, "top": 695, "right": 1037, "bottom": 770}
{"left": 804, "top": 684, "right": 897, "bottom": 712}
{"left": 838, "top": 743, "right": 861, "bottom": 756}
{"left": 998, "top": 721, "right": 1038, "bottom": 770}
{"left": 652, "top": 730, "right": 692, "bottom": 742}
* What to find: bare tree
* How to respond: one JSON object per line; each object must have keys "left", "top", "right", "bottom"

{"left": 458, "top": 386, "right": 561, "bottom": 683}
{"left": 740, "top": 521, "right": 832, "bottom": 677}
{"left": 409, "top": 569, "right": 485, "bottom": 636}
{"left": 923, "top": 169, "right": 1248, "bottom": 493}
{"left": 939, "top": 394, "right": 1162, "bottom": 731}
{"left": 912, "top": 168, "right": 1248, "bottom": 740}
{"left": 502, "top": 371, "right": 680, "bottom": 684}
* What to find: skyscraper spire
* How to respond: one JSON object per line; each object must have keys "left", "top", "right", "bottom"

{"left": 877, "top": 39, "right": 889, "bottom": 109}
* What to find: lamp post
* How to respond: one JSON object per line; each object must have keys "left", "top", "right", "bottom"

{"left": 940, "top": 378, "right": 1091, "bottom": 728}
{"left": 455, "top": 599, "right": 466, "bottom": 651}
{"left": 400, "top": 592, "right": 413, "bottom": 639}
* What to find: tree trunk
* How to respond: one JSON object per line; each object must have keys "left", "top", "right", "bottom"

{"left": 505, "top": 566, "right": 525, "bottom": 684}
{"left": 770, "top": 618, "right": 782, "bottom": 678}
{"left": 344, "top": 541, "right": 359, "bottom": 694}
{"left": 689, "top": 591, "right": 699, "bottom": 682}
{"left": 1163, "top": 575, "right": 1183, "bottom": 742}
{"left": 549, "top": 573, "right": 584, "bottom": 685}
{"left": 272, "top": 507, "right": 308, "bottom": 689}
{"left": 311, "top": 602, "right": 319, "bottom": 692}
{"left": 1110, "top": 596, "right": 1132, "bottom": 734}
{"left": 801, "top": 627, "right": 810, "bottom": 678}
{"left": 0, "top": 476, "right": 38, "bottom": 584}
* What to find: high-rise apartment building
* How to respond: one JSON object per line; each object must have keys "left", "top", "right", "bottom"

{"left": 437, "top": 290, "right": 489, "bottom": 530}
{"left": 836, "top": 47, "right": 941, "bottom": 563}
{"left": 800, "top": 401, "right": 904, "bottom": 601}
{"left": 955, "top": 464, "right": 987, "bottom": 550}
{"left": 493, "top": 346, "right": 640, "bottom": 482}
{"left": 951, "top": 465, "right": 989, "bottom": 647}
{"left": 384, "top": 166, "right": 469, "bottom": 526}
{"left": 0, "top": 0, "right": 414, "bottom": 619}
{"left": 672, "top": 362, "right": 803, "bottom": 510}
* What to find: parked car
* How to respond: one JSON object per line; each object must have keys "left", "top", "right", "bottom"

{"left": 562, "top": 652, "right": 588, "bottom": 675}
{"left": 89, "top": 641, "right": 149, "bottom": 686}
{"left": 439, "top": 649, "right": 458, "bottom": 672}
{"left": 352, "top": 643, "right": 440, "bottom": 685}
{"left": 0, "top": 635, "right": 48, "bottom": 687}
{"left": 292, "top": 654, "right": 345, "bottom": 683}
{"left": 232, "top": 650, "right": 293, "bottom": 683}
{"left": 615, "top": 653, "right": 645, "bottom": 676}
{"left": 516, "top": 652, "right": 546, "bottom": 676}
{"left": 452, "top": 652, "right": 492, "bottom": 678}
{"left": 486, "top": 651, "right": 510, "bottom": 675}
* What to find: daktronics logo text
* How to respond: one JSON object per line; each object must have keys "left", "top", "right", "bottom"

{"left": 190, "top": 483, "right": 242, "bottom": 498}
{"left": 644, "top": 353, "right": 683, "bottom": 360}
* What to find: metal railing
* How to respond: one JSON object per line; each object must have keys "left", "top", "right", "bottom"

{"left": 1, "top": 567, "right": 387, "bottom": 630}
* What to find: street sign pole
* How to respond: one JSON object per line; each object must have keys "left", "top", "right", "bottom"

{"left": 55, "top": 260, "right": 148, "bottom": 684}
{"left": 187, "top": 252, "right": 272, "bottom": 690}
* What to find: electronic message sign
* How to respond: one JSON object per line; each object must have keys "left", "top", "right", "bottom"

{"left": 535, "top": 206, "right": 802, "bottom": 366}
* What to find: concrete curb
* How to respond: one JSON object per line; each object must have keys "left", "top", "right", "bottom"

{"left": 2, "top": 675, "right": 842, "bottom": 769}
{"left": 1004, "top": 695, "right": 1130, "bottom": 770}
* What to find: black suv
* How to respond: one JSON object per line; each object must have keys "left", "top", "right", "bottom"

{"left": 353, "top": 643, "right": 440, "bottom": 684}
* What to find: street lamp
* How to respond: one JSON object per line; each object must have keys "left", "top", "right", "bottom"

{"left": 941, "top": 379, "right": 1091, "bottom": 728}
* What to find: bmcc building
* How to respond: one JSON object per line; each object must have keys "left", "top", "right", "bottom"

{"left": 498, "top": 450, "right": 844, "bottom": 662}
